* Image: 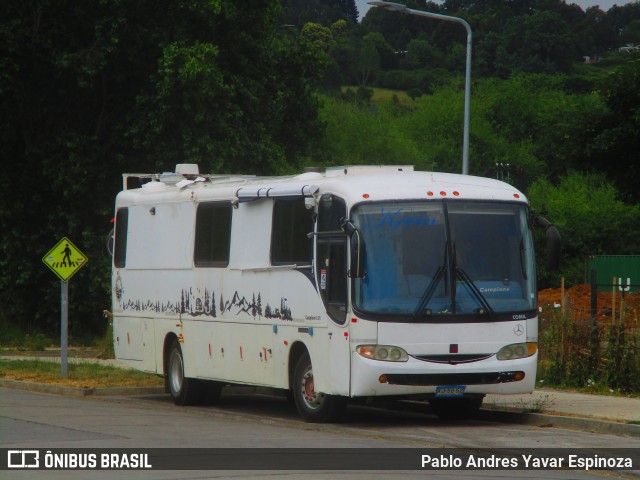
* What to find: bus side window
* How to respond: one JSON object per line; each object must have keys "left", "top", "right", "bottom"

{"left": 194, "top": 202, "right": 232, "bottom": 267}
{"left": 114, "top": 208, "right": 128, "bottom": 268}
{"left": 271, "top": 199, "right": 314, "bottom": 265}
{"left": 317, "top": 194, "right": 346, "bottom": 233}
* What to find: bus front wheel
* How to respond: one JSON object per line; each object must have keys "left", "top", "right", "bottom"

{"left": 292, "top": 352, "right": 346, "bottom": 423}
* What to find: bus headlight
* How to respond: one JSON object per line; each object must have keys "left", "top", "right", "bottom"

{"left": 496, "top": 342, "right": 537, "bottom": 360}
{"left": 357, "top": 345, "right": 408, "bottom": 362}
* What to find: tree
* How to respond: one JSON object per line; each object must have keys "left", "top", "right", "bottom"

{"left": 493, "top": 11, "right": 577, "bottom": 75}
{"left": 132, "top": 2, "right": 327, "bottom": 175}
{"left": 527, "top": 172, "right": 640, "bottom": 287}
{"left": 583, "top": 58, "right": 640, "bottom": 202}
{"left": 578, "top": 6, "right": 617, "bottom": 55}
{"left": 0, "top": 0, "right": 328, "bottom": 337}
{"left": 0, "top": 0, "right": 148, "bottom": 336}
{"left": 342, "top": 32, "right": 397, "bottom": 86}
{"left": 621, "top": 19, "right": 640, "bottom": 46}
{"left": 608, "top": 2, "right": 640, "bottom": 47}
{"left": 280, "top": 0, "right": 359, "bottom": 27}
{"left": 361, "top": 0, "right": 444, "bottom": 51}
{"left": 402, "top": 37, "right": 445, "bottom": 70}
{"left": 472, "top": 74, "right": 607, "bottom": 181}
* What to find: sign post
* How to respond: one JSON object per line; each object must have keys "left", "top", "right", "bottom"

{"left": 42, "top": 237, "right": 88, "bottom": 377}
{"left": 61, "top": 281, "right": 68, "bottom": 377}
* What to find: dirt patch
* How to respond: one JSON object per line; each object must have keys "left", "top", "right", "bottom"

{"left": 539, "top": 284, "right": 640, "bottom": 323}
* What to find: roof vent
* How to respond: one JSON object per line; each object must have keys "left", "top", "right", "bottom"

{"left": 175, "top": 164, "right": 199, "bottom": 176}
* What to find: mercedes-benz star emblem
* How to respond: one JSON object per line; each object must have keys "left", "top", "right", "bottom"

{"left": 514, "top": 324, "right": 524, "bottom": 336}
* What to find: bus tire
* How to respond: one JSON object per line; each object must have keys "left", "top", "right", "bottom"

{"left": 167, "top": 339, "right": 202, "bottom": 406}
{"left": 429, "top": 396, "right": 484, "bottom": 420}
{"left": 292, "top": 352, "right": 346, "bottom": 423}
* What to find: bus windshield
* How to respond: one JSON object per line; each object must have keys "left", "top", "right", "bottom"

{"left": 351, "top": 200, "right": 536, "bottom": 319}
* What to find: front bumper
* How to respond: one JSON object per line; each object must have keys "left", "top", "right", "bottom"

{"left": 350, "top": 352, "right": 537, "bottom": 397}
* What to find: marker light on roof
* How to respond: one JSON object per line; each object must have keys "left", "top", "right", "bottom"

{"left": 453, "top": 191, "right": 460, "bottom": 196}
{"left": 440, "top": 191, "right": 446, "bottom": 196}
{"left": 363, "top": 193, "right": 370, "bottom": 199}
{"left": 514, "top": 193, "right": 520, "bottom": 199}
{"left": 427, "top": 191, "right": 434, "bottom": 197}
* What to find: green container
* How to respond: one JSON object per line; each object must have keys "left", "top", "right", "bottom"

{"left": 586, "top": 255, "right": 640, "bottom": 292}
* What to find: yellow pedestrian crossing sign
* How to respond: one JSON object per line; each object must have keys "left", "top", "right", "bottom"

{"left": 42, "top": 237, "right": 89, "bottom": 282}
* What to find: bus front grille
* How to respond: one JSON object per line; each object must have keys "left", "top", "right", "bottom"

{"left": 382, "top": 371, "right": 524, "bottom": 386}
{"left": 411, "top": 354, "right": 493, "bottom": 364}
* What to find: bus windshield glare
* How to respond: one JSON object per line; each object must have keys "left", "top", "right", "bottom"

{"left": 351, "top": 200, "right": 536, "bottom": 319}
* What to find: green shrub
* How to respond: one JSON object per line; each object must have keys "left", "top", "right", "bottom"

{"left": 538, "top": 305, "right": 639, "bottom": 394}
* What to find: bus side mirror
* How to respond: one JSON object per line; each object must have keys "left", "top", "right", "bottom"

{"left": 535, "top": 216, "right": 561, "bottom": 271}
{"left": 340, "top": 218, "right": 366, "bottom": 278}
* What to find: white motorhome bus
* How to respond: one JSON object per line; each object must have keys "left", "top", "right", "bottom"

{"left": 111, "top": 164, "right": 559, "bottom": 422}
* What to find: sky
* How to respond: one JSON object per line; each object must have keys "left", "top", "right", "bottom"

{"left": 355, "top": 0, "right": 638, "bottom": 20}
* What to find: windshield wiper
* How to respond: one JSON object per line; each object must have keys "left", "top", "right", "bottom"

{"left": 456, "top": 267, "right": 494, "bottom": 317}
{"left": 412, "top": 266, "right": 446, "bottom": 320}
{"left": 519, "top": 238, "right": 528, "bottom": 280}
{"left": 412, "top": 242, "right": 449, "bottom": 320}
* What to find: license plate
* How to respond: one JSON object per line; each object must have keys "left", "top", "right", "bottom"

{"left": 435, "top": 385, "right": 466, "bottom": 397}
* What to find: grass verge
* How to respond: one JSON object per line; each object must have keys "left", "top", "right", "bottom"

{"left": 0, "top": 359, "right": 163, "bottom": 389}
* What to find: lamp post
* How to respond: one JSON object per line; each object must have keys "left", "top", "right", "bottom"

{"left": 368, "top": 1, "right": 472, "bottom": 175}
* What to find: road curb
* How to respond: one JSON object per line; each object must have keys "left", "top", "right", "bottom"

{"left": 388, "top": 398, "right": 640, "bottom": 439}
{"left": 0, "top": 379, "right": 164, "bottom": 397}
{"left": 478, "top": 408, "right": 640, "bottom": 439}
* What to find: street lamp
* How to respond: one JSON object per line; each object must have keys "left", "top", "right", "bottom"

{"left": 368, "top": 1, "right": 472, "bottom": 175}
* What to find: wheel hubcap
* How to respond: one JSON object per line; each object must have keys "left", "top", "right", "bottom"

{"left": 300, "top": 364, "right": 324, "bottom": 410}
{"left": 169, "top": 349, "right": 183, "bottom": 394}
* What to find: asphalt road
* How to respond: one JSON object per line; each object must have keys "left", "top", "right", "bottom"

{"left": 1, "top": 387, "right": 638, "bottom": 479}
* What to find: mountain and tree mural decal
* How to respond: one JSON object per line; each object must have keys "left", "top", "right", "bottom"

{"left": 120, "top": 287, "right": 293, "bottom": 321}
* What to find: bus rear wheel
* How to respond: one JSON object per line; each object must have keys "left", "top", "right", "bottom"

{"left": 292, "top": 352, "right": 346, "bottom": 423}
{"left": 167, "top": 338, "right": 220, "bottom": 406}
